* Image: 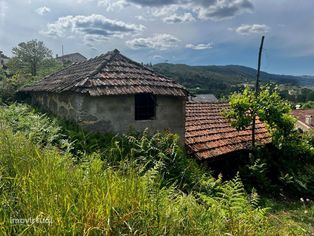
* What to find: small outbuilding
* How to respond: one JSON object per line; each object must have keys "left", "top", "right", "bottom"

{"left": 20, "top": 49, "right": 187, "bottom": 141}
{"left": 56, "top": 53, "right": 87, "bottom": 64}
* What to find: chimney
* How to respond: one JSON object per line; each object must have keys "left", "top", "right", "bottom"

{"left": 295, "top": 104, "right": 301, "bottom": 110}
{"left": 305, "top": 115, "right": 312, "bottom": 126}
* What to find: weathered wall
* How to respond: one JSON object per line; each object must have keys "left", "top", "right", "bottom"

{"left": 31, "top": 92, "right": 186, "bottom": 142}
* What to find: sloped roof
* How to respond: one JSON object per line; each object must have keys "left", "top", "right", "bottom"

{"left": 56, "top": 53, "right": 87, "bottom": 63}
{"left": 191, "top": 94, "right": 218, "bottom": 102}
{"left": 291, "top": 109, "right": 314, "bottom": 128}
{"left": 21, "top": 49, "right": 187, "bottom": 97}
{"left": 185, "top": 102, "right": 271, "bottom": 160}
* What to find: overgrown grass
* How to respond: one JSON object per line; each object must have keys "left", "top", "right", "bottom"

{"left": 0, "top": 103, "right": 313, "bottom": 235}
{"left": 0, "top": 129, "right": 279, "bottom": 235}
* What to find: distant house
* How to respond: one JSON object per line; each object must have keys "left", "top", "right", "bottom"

{"left": 291, "top": 109, "right": 314, "bottom": 131}
{"left": 20, "top": 49, "right": 187, "bottom": 142}
{"left": 0, "top": 51, "right": 9, "bottom": 69}
{"left": 185, "top": 102, "right": 271, "bottom": 160}
{"left": 56, "top": 53, "right": 87, "bottom": 64}
{"left": 190, "top": 94, "right": 218, "bottom": 102}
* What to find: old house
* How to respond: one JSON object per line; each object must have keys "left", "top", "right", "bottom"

{"left": 291, "top": 109, "right": 314, "bottom": 131}
{"left": 56, "top": 53, "right": 87, "bottom": 64}
{"left": 20, "top": 49, "right": 187, "bottom": 141}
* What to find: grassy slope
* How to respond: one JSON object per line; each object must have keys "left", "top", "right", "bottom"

{"left": 0, "top": 103, "right": 313, "bottom": 235}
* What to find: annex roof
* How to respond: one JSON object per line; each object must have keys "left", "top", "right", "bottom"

{"left": 191, "top": 94, "right": 218, "bottom": 102}
{"left": 291, "top": 109, "right": 314, "bottom": 128}
{"left": 21, "top": 49, "right": 187, "bottom": 97}
{"left": 185, "top": 102, "right": 271, "bottom": 160}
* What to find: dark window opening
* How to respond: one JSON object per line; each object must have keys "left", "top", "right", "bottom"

{"left": 135, "top": 93, "right": 156, "bottom": 120}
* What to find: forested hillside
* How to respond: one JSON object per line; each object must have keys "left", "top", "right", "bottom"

{"left": 153, "top": 63, "right": 314, "bottom": 97}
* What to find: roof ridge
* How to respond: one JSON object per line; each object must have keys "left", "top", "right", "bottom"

{"left": 87, "top": 50, "right": 118, "bottom": 78}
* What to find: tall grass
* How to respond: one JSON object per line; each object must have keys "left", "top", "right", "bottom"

{"left": 0, "top": 129, "right": 267, "bottom": 235}
{"left": 0, "top": 103, "right": 312, "bottom": 235}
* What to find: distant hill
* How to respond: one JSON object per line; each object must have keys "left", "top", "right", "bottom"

{"left": 152, "top": 63, "right": 314, "bottom": 97}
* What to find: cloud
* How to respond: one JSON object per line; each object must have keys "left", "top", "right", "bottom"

{"left": 122, "top": 0, "right": 253, "bottom": 21}
{"left": 234, "top": 24, "right": 269, "bottom": 35}
{"left": 36, "top": 6, "right": 51, "bottom": 15}
{"left": 97, "top": 0, "right": 129, "bottom": 11}
{"left": 163, "top": 12, "right": 195, "bottom": 23}
{"left": 0, "top": 0, "right": 8, "bottom": 20}
{"left": 42, "top": 14, "right": 144, "bottom": 42}
{"left": 195, "top": 0, "right": 253, "bottom": 20}
{"left": 186, "top": 42, "right": 213, "bottom": 50}
{"left": 126, "top": 34, "right": 180, "bottom": 50}
{"left": 135, "top": 15, "right": 155, "bottom": 21}
{"left": 152, "top": 55, "right": 164, "bottom": 60}
{"left": 127, "top": 0, "right": 178, "bottom": 7}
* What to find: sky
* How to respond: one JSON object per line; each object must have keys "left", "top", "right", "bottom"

{"left": 0, "top": 0, "right": 314, "bottom": 75}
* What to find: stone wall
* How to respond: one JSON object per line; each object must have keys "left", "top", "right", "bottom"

{"left": 31, "top": 92, "right": 186, "bottom": 142}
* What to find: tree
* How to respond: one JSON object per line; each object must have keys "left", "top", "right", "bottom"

{"left": 226, "top": 86, "right": 295, "bottom": 149}
{"left": 10, "top": 39, "right": 53, "bottom": 76}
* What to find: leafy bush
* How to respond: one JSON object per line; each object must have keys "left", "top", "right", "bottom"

{"left": 0, "top": 103, "right": 72, "bottom": 151}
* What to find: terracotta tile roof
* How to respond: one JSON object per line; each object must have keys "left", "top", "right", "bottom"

{"left": 185, "top": 102, "right": 271, "bottom": 160}
{"left": 20, "top": 49, "right": 187, "bottom": 97}
{"left": 291, "top": 109, "right": 314, "bottom": 128}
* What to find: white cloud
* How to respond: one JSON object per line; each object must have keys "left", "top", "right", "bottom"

{"left": 97, "top": 0, "right": 129, "bottom": 11}
{"left": 163, "top": 13, "right": 195, "bottom": 23}
{"left": 36, "top": 6, "right": 51, "bottom": 15}
{"left": 186, "top": 42, "right": 213, "bottom": 50}
{"left": 152, "top": 55, "right": 164, "bottom": 60}
{"left": 195, "top": 0, "right": 253, "bottom": 20}
{"left": 135, "top": 15, "right": 155, "bottom": 21}
{"left": 0, "top": 0, "right": 8, "bottom": 20}
{"left": 42, "top": 14, "right": 145, "bottom": 42}
{"left": 234, "top": 24, "right": 269, "bottom": 35}
{"left": 121, "top": 0, "right": 253, "bottom": 21}
{"left": 126, "top": 34, "right": 180, "bottom": 50}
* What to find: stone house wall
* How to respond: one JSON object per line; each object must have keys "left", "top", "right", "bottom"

{"left": 31, "top": 92, "right": 186, "bottom": 142}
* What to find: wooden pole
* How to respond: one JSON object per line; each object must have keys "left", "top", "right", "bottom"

{"left": 252, "top": 36, "right": 265, "bottom": 148}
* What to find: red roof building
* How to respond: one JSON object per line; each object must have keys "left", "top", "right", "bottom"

{"left": 291, "top": 109, "right": 314, "bottom": 131}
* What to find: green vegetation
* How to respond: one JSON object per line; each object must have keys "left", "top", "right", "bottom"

{"left": 0, "top": 39, "right": 313, "bottom": 234}
{"left": 0, "top": 40, "right": 64, "bottom": 103}
{"left": 0, "top": 103, "right": 313, "bottom": 235}
{"left": 227, "top": 86, "right": 314, "bottom": 197}
{"left": 280, "top": 87, "right": 314, "bottom": 104}
{"left": 152, "top": 63, "right": 314, "bottom": 100}
{"left": 9, "top": 39, "right": 54, "bottom": 76}
{"left": 302, "top": 101, "right": 314, "bottom": 109}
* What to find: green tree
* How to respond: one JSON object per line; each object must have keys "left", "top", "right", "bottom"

{"left": 9, "top": 39, "right": 53, "bottom": 76}
{"left": 226, "top": 86, "right": 295, "bottom": 148}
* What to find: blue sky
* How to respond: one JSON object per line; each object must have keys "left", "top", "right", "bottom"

{"left": 0, "top": 0, "right": 314, "bottom": 75}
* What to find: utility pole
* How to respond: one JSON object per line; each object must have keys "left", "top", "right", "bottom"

{"left": 252, "top": 36, "right": 265, "bottom": 148}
